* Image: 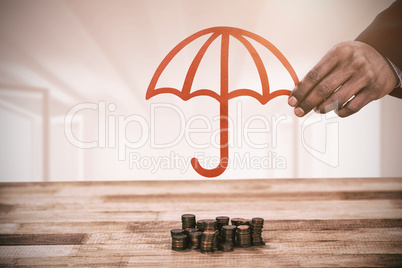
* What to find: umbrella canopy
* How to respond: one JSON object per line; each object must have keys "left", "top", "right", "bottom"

{"left": 146, "top": 26, "right": 299, "bottom": 177}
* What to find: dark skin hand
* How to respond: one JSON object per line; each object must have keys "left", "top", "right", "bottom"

{"left": 288, "top": 41, "right": 398, "bottom": 117}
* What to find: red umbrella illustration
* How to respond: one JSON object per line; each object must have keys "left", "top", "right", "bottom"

{"left": 146, "top": 26, "right": 299, "bottom": 178}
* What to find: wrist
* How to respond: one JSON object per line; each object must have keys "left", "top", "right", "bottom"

{"left": 385, "top": 58, "right": 402, "bottom": 98}
{"left": 386, "top": 58, "right": 402, "bottom": 89}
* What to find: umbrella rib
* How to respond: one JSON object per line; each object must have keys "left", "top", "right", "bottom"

{"left": 146, "top": 28, "right": 217, "bottom": 100}
{"left": 182, "top": 33, "right": 220, "bottom": 96}
{"left": 233, "top": 33, "right": 270, "bottom": 99}
{"left": 241, "top": 29, "right": 299, "bottom": 87}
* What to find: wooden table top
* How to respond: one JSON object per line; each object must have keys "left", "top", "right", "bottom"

{"left": 0, "top": 177, "right": 401, "bottom": 267}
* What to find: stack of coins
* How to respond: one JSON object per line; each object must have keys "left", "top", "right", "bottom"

{"left": 203, "top": 219, "right": 217, "bottom": 231}
{"left": 216, "top": 216, "right": 230, "bottom": 233}
{"left": 170, "top": 229, "right": 187, "bottom": 251}
{"left": 236, "top": 225, "right": 251, "bottom": 248}
{"left": 171, "top": 234, "right": 187, "bottom": 251}
{"left": 250, "top": 217, "right": 265, "bottom": 246}
{"left": 231, "top": 218, "right": 243, "bottom": 226}
{"left": 170, "top": 229, "right": 185, "bottom": 237}
{"left": 184, "top": 227, "right": 199, "bottom": 247}
{"left": 181, "top": 214, "right": 196, "bottom": 229}
{"left": 196, "top": 219, "right": 205, "bottom": 231}
{"left": 189, "top": 231, "right": 203, "bottom": 249}
{"left": 221, "top": 225, "right": 236, "bottom": 247}
{"left": 200, "top": 230, "right": 215, "bottom": 253}
{"left": 212, "top": 230, "right": 219, "bottom": 251}
{"left": 171, "top": 214, "right": 265, "bottom": 254}
{"left": 215, "top": 216, "right": 229, "bottom": 246}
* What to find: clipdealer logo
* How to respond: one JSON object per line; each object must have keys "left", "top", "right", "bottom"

{"left": 64, "top": 101, "right": 289, "bottom": 171}
{"left": 64, "top": 100, "right": 339, "bottom": 174}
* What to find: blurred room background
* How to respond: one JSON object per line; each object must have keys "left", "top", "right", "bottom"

{"left": 0, "top": 0, "right": 401, "bottom": 182}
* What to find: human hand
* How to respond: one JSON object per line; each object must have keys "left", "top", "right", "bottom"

{"left": 288, "top": 41, "right": 398, "bottom": 117}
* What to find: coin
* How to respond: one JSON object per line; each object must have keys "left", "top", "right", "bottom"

{"left": 250, "top": 217, "right": 265, "bottom": 246}
{"left": 189, "top": 231, "right": 203, "bottom": 249}
{"left": 222, "top": 225, "right": 236, "bottom": 233}
{"left": 197, "top": 219, "right": 205, "bottom": 231}
{"left": 200, "top": 230, "right": 216, "bottom": 253}
{"left": 181, "top": 214, "right": 196, "bottom": 229}
{"left": 251, "top": 217, "right": 264, "bottom": 226}
{"left": 221, "top": 225, "right": 236, "bottom": 246}
{"left": 170, "top": 229, "right": 185, "bottom": 237}
{"left": 216, "top": 216, "right": 230, "bottom": 232}
{"left": 236, "top": 225, "right": 251, "bottom": 248}
{"left": 231, "top": 218, "right": 244, "bottom": 226}
{"left": 171, "top": 234, "right": 188, "bottom": 251}
{"left": 203, "top": 219, "right": 217, "bottom": 231}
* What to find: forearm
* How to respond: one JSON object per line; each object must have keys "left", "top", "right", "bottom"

{"left": 355, "top": 0, "right": 402, "bottom": 98}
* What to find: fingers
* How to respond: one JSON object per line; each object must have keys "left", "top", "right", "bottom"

{"left": 289, "top": 41, "right": 397, "bottom": 118}
{"left": 315, "top": 74, "right": 366, "bottom": 114}
{"left": 336, "top": 89, "right": 372, "bottom": 117}
{"left": 294, "top": 69, "right": 352, "bottom": 116}
{"left": 288, "top": 50, "right": 339, "bottom": 110}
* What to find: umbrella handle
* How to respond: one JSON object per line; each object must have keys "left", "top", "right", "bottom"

{"left": 191, "top": 155, "right": 228, "bottom": 178}
{"left": 191, "top": 33, "right": 230, "bottom": 178}
{"left": 190, "top": 101, "right": 229, "bottom": 178}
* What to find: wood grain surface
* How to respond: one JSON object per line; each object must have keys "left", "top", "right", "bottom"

{"left": 0, "top": 177, "right": 401, "bottom": 267}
